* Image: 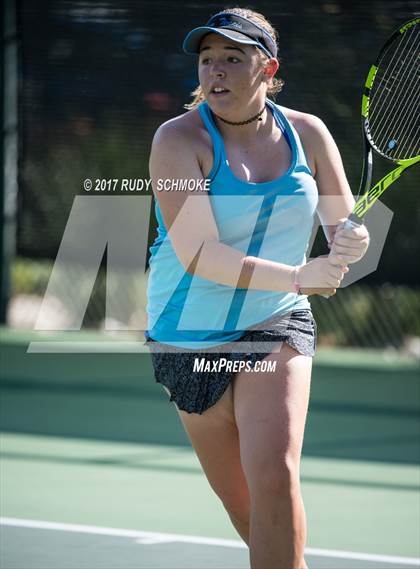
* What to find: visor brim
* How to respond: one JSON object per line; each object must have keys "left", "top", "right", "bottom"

{"left": 182, "top": 26, "right": 264, "bottom": 55}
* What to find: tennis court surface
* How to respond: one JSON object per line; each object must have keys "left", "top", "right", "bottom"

{"left": 1, "top": 328, "right": 419, "bottom": 568}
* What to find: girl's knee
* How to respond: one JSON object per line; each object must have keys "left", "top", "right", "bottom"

{"left": 247, "top": 456, "right": 301, "bottom": 498}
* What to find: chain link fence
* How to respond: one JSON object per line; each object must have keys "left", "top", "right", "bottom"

{"left": 6, "top": 1, "right": 419, "bottom": 360}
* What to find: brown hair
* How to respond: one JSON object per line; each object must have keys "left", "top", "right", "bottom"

{"left": 183, "top": 6, "right": 284, "bottom": 110}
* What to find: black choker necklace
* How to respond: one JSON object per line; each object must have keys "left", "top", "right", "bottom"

{"left": 214, "top": 106, "right": 266, "bottom": 126}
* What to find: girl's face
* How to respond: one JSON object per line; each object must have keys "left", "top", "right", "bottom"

{"left": 197, "top": 33, "right": 274, "bottom": 111}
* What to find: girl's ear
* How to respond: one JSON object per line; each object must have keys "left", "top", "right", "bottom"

{"left": 264, "top": 58, "right": 279, "bottom": 79}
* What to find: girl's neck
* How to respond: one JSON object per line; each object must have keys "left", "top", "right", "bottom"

{"left": 214, "top": 106, "right": 272, "bottom": 144}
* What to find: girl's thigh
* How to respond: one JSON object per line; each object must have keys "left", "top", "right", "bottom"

{"left": 175, "top": 383, "right": 250, "bottom": 519}
{"left": 232, "top": 342, "right": 313, "bottom": 494}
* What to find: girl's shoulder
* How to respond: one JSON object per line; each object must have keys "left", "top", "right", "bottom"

{"left": 152, "top": 106, "right": 209, "bottom": 146}
{"left": 150, "top": 106, "right": 214, "bottom": 177}
{"left": 275, "top": 104, "right": 328, "bottom": 141}
{"left": 274, "top": 105, "right": 335, "bottom": 177}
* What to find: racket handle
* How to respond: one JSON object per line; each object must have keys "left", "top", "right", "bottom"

{"left": 321, "top": 215, "right": 361, "bottom": 298}
{"left": 344, "top": 212, "right": 364, "bottom": 229}
{"left": 320, "top": 213, "right": 363, "bottom": 298}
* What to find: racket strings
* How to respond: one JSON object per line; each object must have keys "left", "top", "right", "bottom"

{"left": 396, "top": 84, "right": 419, "bottom": 157}
{"left": 369, "top": 26, "right": 412, "bottom": 111}
{"left": 368, "top": 22, "right": 419, "bottom": 160}
{"left": 373, "top": 40, "right": 419, "bottom": 157}
{"left": 369, "top": 24, "right": 417, "bottom": 115}
{"left": 370, "top": 46, "right": 419, "bottom": 157}
{"left": 380, "top": 71, "right": 419, "bottom": 159}
{"left": 370, "top": 31, "right": 419, "bottom": 157}
{"left": 369, "top": 24, "right": 418, "bottom": 135}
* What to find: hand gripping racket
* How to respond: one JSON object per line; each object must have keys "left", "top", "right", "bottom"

{"left": 325, "top": 18, "right": 419, "bottom": 293}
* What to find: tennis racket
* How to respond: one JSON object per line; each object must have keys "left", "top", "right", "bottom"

{"left": 325, "top": 17, "right": 419, "bottom": 294}
{"left": 347, "top": 16, "right": 419, "bottom": 226}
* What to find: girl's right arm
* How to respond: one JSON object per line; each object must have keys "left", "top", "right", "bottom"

{"left": 149, "top": 121, "right": 345, "bottom": 292}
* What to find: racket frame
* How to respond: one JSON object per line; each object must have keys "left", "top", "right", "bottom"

{"left": 344, "top": 17, "right": 420, "bottom": 229}
{"left": 322, "top": 18, "right": 419, "bottom": 298}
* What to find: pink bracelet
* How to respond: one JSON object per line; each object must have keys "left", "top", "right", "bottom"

{"left": 293, "top": 266, "right": 301, "bottom": 294}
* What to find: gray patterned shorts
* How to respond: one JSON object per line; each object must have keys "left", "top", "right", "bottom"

{"left": 145, "top": 309, "right": 317, "bottom": 415}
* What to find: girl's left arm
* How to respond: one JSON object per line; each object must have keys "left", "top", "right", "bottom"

{"left": 298, "top": 114, "right": 369, "bottom": 264}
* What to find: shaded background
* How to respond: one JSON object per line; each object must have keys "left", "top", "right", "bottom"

{"left": 4, "top": 0, "right": 420, "bottom": 348}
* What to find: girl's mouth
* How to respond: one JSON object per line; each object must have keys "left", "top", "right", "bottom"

{"left": 210, "top": 87, "right": 230, "bottom": 96}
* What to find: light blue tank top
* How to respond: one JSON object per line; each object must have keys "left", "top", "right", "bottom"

{"left": 145, "top": 98, "right": 319, "bottom": 348}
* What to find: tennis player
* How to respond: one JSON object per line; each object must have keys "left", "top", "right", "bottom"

{"left": 145, "top": 7, "right": 369, "bottom": 569}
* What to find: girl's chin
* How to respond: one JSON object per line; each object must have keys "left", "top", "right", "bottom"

{"left": 206, "top": 95, "right": 234, "bottom": 109}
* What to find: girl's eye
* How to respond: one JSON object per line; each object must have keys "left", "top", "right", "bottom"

{"left": 201, "top": 55, "right": 241, "bottom": 65}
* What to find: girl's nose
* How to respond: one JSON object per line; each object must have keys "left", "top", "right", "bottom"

{"left": 211, "top": 65, "right": 226, "bottom": 78}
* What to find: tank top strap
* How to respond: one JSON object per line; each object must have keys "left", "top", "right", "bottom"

{"left": 198, "top": 101, "right": 224, "bottom": 180}
{"left": 265, "top": 99, "right": 313, "bottom": 175}
{"left": 198, "top": 98, "right": 312, "bottom": 179}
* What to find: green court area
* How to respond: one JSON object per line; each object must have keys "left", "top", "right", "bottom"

{"left": 1, "top": 327, "right": 419, "bottom": 568}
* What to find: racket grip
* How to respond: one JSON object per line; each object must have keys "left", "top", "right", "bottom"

{"left": 344, "top": 212, "right": 364, "bottom": 229}
{"left": 321, "top": 214, "right": 362, "bottom": 299}
{"left": 343, "top": 218, "right": 361, "bottom": 231}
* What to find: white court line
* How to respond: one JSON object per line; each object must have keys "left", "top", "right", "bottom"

{"left": 0, "top": 518, "right": 244, "bottom": 548}
{"left": 304, "top": 547, "right": 420, "bottom": 566}
{"left": 1, "top": 517, "right": 419, "bottom": 566}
